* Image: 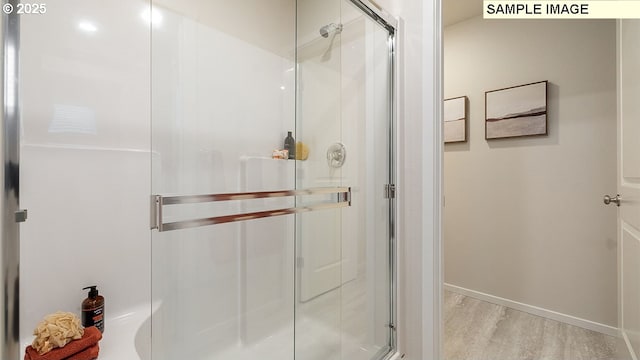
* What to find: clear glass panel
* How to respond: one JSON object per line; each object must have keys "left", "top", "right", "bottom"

{"left": 151, "top": 1, "right": 296, "bottom": 359}
{"left": 296, "top": 1, "right": 392, "bottom": 359}
{"left": 339, "top": 4, "right": 392, "bottom": 359}
{"left": 151, "top": 0, "right": 392, "bottom": 359}
{"left": 295, "top": 0, "right": 343, "bottom": 359}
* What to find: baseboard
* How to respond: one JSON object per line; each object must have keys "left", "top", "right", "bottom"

{"left": 444, "top": 283, "right": 619, "bottom": 337}
{"left": 622, "top": 330, "right": 638, "bottom": 360}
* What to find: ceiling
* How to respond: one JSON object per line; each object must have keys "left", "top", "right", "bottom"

{"left": 443, "top": 0, "right": 483, "bottom": 27}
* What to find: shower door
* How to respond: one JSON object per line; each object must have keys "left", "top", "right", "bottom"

{"left": 150, "top": 1, "right": 298, "bottom": 359}
{"left": 295, "top": 1, "right": 396, "bottom": 360}
{"left": 149, "top": 1, "right": 395, "bottom": 360}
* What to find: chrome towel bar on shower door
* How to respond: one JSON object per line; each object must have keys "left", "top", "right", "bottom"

{"left": 150, "top": 187, "right": 351, "bottom": 232}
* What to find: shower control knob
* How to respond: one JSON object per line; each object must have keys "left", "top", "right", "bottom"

{"left": 603, "top": 194, "right": 621, "bottom": 207}
{"left": 327, "top": 143, "right": 346, "bottom": 168}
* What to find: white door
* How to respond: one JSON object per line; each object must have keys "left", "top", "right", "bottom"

{"left": 617, "top": 19, "right": 640, "bottom": 359}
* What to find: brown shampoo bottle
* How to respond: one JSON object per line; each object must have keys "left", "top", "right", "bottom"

{"left": 81, "top": 286, "right": 104, "bottom": 333}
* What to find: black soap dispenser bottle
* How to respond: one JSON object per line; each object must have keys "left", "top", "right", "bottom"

{"left": 82, "top": 286, "right": 105, "bottom": 333}
{"left": 284, "top": 131, "right": 296, "bottom": 160}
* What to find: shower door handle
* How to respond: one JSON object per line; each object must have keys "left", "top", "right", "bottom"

{"left": 151, "top": 187, "right": 351, "bottom": 232}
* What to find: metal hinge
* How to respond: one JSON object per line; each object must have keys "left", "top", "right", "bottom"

{"left": 384, "top": 184, "right": 396, "bottom": 199}
{"left": 15, "top": 209, "right": 27, "bottom": 223}
{"left": 150, "top": 195, "right": 161, "bottom": 230}
{"left": 339, "top": 187, "right": 352, "bottom": 205}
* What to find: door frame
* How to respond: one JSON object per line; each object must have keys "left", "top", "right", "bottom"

{"left": 429, "top": 0, "right": 444, "bottom": 359}
{"left": 0, "top": 5, "right": 21, "bottom": 360}
{"left": 394, "top": 0, "right": 443, "bottom": 358}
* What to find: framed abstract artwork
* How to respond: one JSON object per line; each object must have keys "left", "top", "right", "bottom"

{"left": 485, "top": 81, "right": 548, "bottom": 140}
{"left": 444, "top": 96, "right": 467, "bottom": 143}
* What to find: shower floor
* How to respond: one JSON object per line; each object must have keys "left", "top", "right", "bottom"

{"left": 202, "top": 275, "right": 385, "bottom": 360}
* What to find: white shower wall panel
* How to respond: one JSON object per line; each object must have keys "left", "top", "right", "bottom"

{"left": 151, "top": 9, "right": 295, "bottom": 195}
{"left": 19, "top": 0, "right": 152, "bottom": 344}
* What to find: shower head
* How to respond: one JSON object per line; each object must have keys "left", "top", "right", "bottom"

{"left": 318, "top": 23, "right": 343, "bottom": 62}
{"left": 319, "top": 23, "right": 343, "bottom": 38}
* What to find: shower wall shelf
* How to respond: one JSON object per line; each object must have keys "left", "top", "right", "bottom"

{"left": 150, "top": 187, "right": 351, "bottom": 232}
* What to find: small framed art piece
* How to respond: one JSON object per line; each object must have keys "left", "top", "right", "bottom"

{"left": 485, "top": 80, "right": 547, "bottom": 140}
{"left": 444, "top": 96, "right": 467, "bottom": 143}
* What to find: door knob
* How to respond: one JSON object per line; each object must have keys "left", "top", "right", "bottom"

{"left": 603, "top": 194, "right": 621, "bottom": 207}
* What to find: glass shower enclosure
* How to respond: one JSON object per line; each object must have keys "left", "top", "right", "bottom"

{"left": 149, "top": 1, "right": 396, "bottom": 359}
{"left": 6, "top": 0, "right": 396, "bottom": 359}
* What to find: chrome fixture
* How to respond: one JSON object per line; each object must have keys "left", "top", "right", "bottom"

{"left": 151, "top": 187, "right": 351, "bottom": 232}
{"left": 2, "top": 2, "right": 22, "bottom": 359}
{"left": 319, "top": 23, "right": 343, "bottom": 61}
{"left": 604, "top": 194, "right": 621, "bottom": 207}
{"left": 319, "top": 23, "right": 343, "bottom": 38}
{"left": 327, "top": 142, "right": 347, "bottom": 168}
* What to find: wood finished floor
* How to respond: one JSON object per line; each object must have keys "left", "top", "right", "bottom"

{"left": 444, "top": 291, "right": 627, "bottom": 360}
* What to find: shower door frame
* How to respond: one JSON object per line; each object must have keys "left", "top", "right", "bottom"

{"left": 1, "top": 1, "right": 21, "bottom": 359}
{"left": 341, "top": 1, "right": 399, "bottom": 358}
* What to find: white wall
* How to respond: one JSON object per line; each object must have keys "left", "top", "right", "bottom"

{"left": 156, "top": 0, "right": 295, "bottom": 59}
{"left": 444, "top": 17, "right": 618, "bottom": 327}
{"left": 19, "top": 1, "right": 152, "bottom": 351}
